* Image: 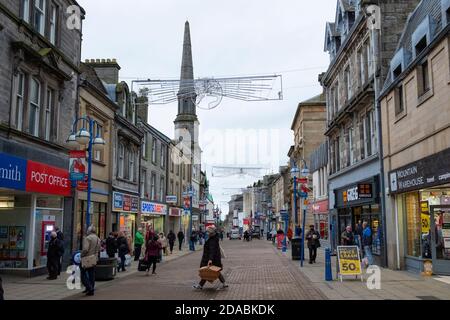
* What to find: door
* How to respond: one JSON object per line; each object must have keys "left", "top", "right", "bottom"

{"left": 430, "top": 205, "right": 450, "bottom": 275}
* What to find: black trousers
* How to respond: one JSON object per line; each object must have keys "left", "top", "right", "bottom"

{"left": 118, "top": 254, "right": 126, "bottom": 271}
{"left": 0, "top": 276, "right": 3, "bottom": 300}
{"left": 146, "top": 256, "right": 158, "bottom": 273}
{"left": 134, "top": 245, "right": 142, "bottom": 261}
{"left": 47, "top": 257, "right": 59, "bottom": 279}
{"left": 309, "top": 246, "right": 317, "bottom": 262}
{"left": 199, "top": 273, "right": 225, "bottom": 287}
{"left": 179, "top": 239, "right": 183, "bottom": 250}
{"left": 81, "top": 267, "right": 95, "bottom": 293}
{"left": 169, "top": 241, "right": 175, "bottom": 253}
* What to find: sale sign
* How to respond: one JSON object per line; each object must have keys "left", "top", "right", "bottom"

{"left": 337, "top": 246, "right": 362, "bottom": 278}
{"left": 26, "top": 160, "right": 70, "bottom": 196}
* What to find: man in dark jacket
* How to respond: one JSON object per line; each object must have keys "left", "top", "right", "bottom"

{"left": 193, "top": 226, "right": 228, "bottom": 290}
{"left": 106, "top": 232, "right": 118, "bottom": 258}
{"left": 47, "top": 232, "right": 64, "bottom": 280}
{"left": 341, "top": 226, "right": 355, "bottom": 245}
{"left": 55, "top": 227, "right": 64, "bottom": 275}
{"left": 177, "top": 230, "right": 185, "bottom": 251}
{"left": 167, "top": 230, "right": 176, "bottom": 254}
{"left": 117, "top": 232, "right": 129, "bottom": 272}
{"left": 305, "top": 225, "right": 321, "bottom": 264}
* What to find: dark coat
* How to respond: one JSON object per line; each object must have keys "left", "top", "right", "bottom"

{"left": 306, "top": 230, "right": 321, "bottom": 249}
{"left": 341, "top": 231, "right": 355, "bottom": 245}
{"left": 200, "top": 234, "right": 222, "bottom": 268}
{"left": 145, "top": 240, "right": 162, "bottom": 258}
{"left": 0, "top": 276, "right": 4, "bottom": 300}
{"left": 177, "top": 231, "right": 184, "bottom": 241}
{"left": 117, "top": 236, "right": 129, "bottom": 256}
{"left": 167, "top": 232, "right": 176, "bottom": 243}
{"left": 47, "top": 238, "right": 63, "bottom": 261}
{"left": 106, "top": 236, "right": 118, "bottom": 257}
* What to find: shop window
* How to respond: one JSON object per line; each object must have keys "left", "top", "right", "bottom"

{"left": 405, "top": 192, "right": 421, "bottom": 258}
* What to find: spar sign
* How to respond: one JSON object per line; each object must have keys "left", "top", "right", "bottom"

{"left": 337, "top": 246, "right": 363, "bottom": 282}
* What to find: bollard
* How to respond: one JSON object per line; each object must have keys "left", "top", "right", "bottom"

{"left": 325, "top": 248, "right": 333, "bottom": 281}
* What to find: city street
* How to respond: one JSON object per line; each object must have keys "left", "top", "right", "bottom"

{"left": 71, "top": 239, "right": 326, "bottom": 300}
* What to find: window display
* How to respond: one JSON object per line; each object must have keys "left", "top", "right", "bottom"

{"left": 405, "top": 192, "right": 421, "bottom": 257}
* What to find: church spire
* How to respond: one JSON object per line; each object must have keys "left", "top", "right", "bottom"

{"left": 180, "top": 21, "right": 194, "bottom": 82}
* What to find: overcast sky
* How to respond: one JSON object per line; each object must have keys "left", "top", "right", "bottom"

{"left": 78, "top": 0, "right": 337, "bottom": 218}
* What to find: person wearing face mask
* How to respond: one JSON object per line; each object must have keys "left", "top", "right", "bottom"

{"left": 305, "top": 225, "right": 321, "bottom": 264}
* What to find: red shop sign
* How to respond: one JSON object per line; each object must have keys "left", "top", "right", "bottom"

{"left": 123, "top": 195, "right": 131, "bottom": 212}
{"left": 26, "top": 161, "right": 71, "bottom": 196}
{"left": 312, "top": 199, "right": 329, "bottom": 214}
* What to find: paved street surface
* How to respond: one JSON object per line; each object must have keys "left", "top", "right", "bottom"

{"left": 71, "top": 238, "right": 326, "bottom": 300}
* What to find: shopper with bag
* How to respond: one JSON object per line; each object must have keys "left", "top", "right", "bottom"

{"left": 134, "top": 229, "right": 144, "bottom": 261}
{"left": 193, "top": 226, "right": 228, "bottom": 290}
{"left": 117, "top": 232, "right": 129, "bottom": 272}
{"left": 81, "top": 226, "right": 101, "bottom": 296}
{"left": 144, "top": 235, "right": 162, "bottom": 275}
{"left": 306, "top": 225, "right": 321, "bottom": 264}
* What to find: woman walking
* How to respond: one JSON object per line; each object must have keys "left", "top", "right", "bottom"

{"left": 145, "top": 235, "right": 162, "bottom": 275}
{"left": 158, "top": 233, "right": 168, "bottom": 256}
{"left": 193, "top": 226, "right": 228, "bottom": 290}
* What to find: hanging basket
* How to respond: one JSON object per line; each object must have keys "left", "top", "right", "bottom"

{"left": 199, "top": 266, "right": 222, "bottom": 283}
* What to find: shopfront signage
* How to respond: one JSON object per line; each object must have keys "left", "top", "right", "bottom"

{"left": 113, "top": 192, "right": 139, "bottom": 213}
{"left": 336, "top": 178, "right": 377, "bottom": 208}
{"left": 312, "top": 199, "right": 329, "bottom": 214}
{"left": 337, "top": 246, "right": 363, "bottom": 279}
{"left": 169, "top": 208, "right": 182, "bottom": 217}
{"left": 192, "top": 215, "right": 199, "bottom": 221}
{"left": 141, "top": 201, "right": 167, "bottom": 215}
{"left": 420, "top": 201, "right": 430, "bottom": 234}
{"left": 166, "top": 195, "right": 177, "bottom": 204}
{"left": 389, "top": 147, "right": 450, "bottom": 194}
{"left": 0, "top": 152, "right": 70, "bottom": 196}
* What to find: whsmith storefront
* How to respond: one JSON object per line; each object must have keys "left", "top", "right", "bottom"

{"left": 0, "top": 151, "right": 71, "bottom": 276}
{"left": 388, "top": 148, "right": 450, "bottom": 275}
{"left": 334, "top": 176, "right": 384, "bottom": 265}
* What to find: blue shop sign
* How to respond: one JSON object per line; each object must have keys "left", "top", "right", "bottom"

{"left": 0, "top": 152, "right": 27, "bottom": 191}
{"left": 113, "top": 192, "right": 123, "bottom": 211}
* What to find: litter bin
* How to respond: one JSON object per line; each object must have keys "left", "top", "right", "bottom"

{"left": 95, "top": 257, "right": 117, "bottom": 281}
{"left": 291, "top": 238, "right": 301, "bottom": 260}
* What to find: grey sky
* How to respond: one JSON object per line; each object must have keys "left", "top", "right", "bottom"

{"left": 78, "top": 0, "right": 337, "bottom": 218}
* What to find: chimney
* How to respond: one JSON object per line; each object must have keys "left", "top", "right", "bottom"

{"left": 84, "top": 58, "right": 121, "bottom": 84}
{"left": 136, "top": 89, "right": 149, "bottom": 123}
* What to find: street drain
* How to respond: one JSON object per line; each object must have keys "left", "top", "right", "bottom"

{"left": 417, "top": 296, "right": 440, "bottom": 300}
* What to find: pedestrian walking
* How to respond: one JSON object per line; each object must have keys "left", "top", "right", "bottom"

{"left": 178, "top": 230, "right": 185, "bottom": 251}
{"left": 144, "top": 235, "right": 162, "bottom": 275}
{"left": 167, "top": 230, "right": 176, "bottom": 254}
{"left": 55, "top": 227, "right": 64, "bottom": 275}
{"left": 193, "top": 226, "right": 228, "bottom": 290}
{"left": 341, "top": 226, "right": 355, "bottom": 246}
{"left": 276, "top": 229, "right": 284, "bottom": 249}
{"left": 355, "top": 220, "right": 363, "bottom": 251}
{"left": 306, "top": 225, "right": 321, "bottom": 264}
{"left": 190, "top": 230, "right": 197, "bottom": 251}
{"left": 362, "top": 222, "right": 374, "bottom": 266}
{"left": 159, "top": 233, "right": 168, "bottom": 256}
{"left": 46, "top": 232, "right": 64, "bottom": 280}
{"left": 134, "top": 228, "right": 144, "bottom": 261}
{"left": 287, "top": 227, "right": 293, "bottom": 244}
{"left": 117, "top": 232, "right": 129, "bottom": 272}
{"left": 220, "top": 230, "right": 224, "bottom": 242}
{"left": 106, "top": 232, "right": 118, "bottom": 258}
{"left": 0, "top": 275, "right": 3, "bottom": 300}
{"left": 80, "top": 226, "right": 101, "bottom": 296}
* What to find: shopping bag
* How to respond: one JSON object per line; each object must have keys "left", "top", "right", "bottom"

{"left": 125, "top": 254, "right": 132, "bottom": 266}
{"left": 99, "top": 250, "right": 108, "bottom": 259}
{"left": 138, "top": 259, "right": 148, "bottom": 272}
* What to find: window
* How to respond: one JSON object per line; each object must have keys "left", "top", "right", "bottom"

{"left": 344, "top": 67, "right": 351, "bottom": 101}
{"left": 170, "top": 180, "right": 174, "bottom": 196}
{"left": 170, "top": 155, "right": 174, "bottom": 173}
{"left": 393, "top": 65, "right": 402, "bottom": 79}
{"left": 160, "top": 145, "right": 165, "bottom": 169}
{"left": 141, "top": 170, "right": 147, "bottom": 198}
{"left": 359, "top": 45, "right": 368, "bottom": 86}
{"left": 142, "top": 133, "right": 147, "bottom": 159}
{"left": 364, "top": 112, "right": 373, "bottom": 157}
{"left": 15, "top": 72, "right": 25, "bottom": 131}
{"left": 29, "top": 78, "right": 41, "bottom": 137}
{"left": 359, "top": 117, "right": 365, "bottom": 160}
{"left": 349, "top": 126, "right": 354, "bottom": 165}
{"left": 151, "top": 173, "right": 156, "bottom": 200}
{"left": 344, "top": 128, "right": 350, "bottom": 167}
{"left": 415, "top": 36, "right": 428, "bottom": 57}
{"left": 334, "top": 137, "right": 340, "bottom": 172}
{"left": 418, "top": 60, "right": 430, "bottom": 96}
{"left": 129, "top": 149, "right": 135, "bottom": 182}
{"left": 152, "top": 138, "right": 157, "bottom": 163}
{"left": 182, "top": 163, "right": 186, "bottom": 180}
{"left": 176, "top": 182, "right": 179, "bottom": 203}
{"left": 49, "top": 4, "right": 57, "bottom": 45}
{"left": 21, "top": 0, "right": 30, "bottom": 23}
{"left": 395, "top": 85, "right": 404, "bottom": 116}
{"left": 160, "top": 177, "right": 165, "bottom": 202}
{"left": 404, "top": 192, "right": 421, "bottom": 257}
{"left": 118, "top": 143, "right": 124, "bottom": 178}
{"left": 176, "top": 162, "right": 180, "bottom": 176}
{"left": 34, "top": 0, "right": 46, "bottom": 35}
{"left": 44, "top": 89, "right": 54, "bottom": 141}
{"left": 367, "top": 40, "right": 374, "bottom": 78}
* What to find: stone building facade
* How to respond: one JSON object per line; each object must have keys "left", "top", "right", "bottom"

{"left": 0, "top": 0, "right": 84, "bottom": 274}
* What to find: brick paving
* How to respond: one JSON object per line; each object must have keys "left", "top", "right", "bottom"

{"left": 69, "top": 238, "right": 327, "bottom": 300}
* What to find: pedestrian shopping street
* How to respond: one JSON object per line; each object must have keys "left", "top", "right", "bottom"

{"left": 2, "top": 239, "right": 450, "bottom": 300}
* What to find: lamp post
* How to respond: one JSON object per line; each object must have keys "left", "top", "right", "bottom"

{"left": 187, "top": 185, "right": 194, "bottom": 251}
{"left": 299, "top": 165, "right": 310, "bottom": 268}
{"left": 67, "top": 116, "right": 106, "bottom": 232}
{"left": 291, "top": 162, "right": 300, "bottom": 238}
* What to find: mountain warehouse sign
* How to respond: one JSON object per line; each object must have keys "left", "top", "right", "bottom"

{"left": 389, "top": 147, "right": 450, "bottom": 194}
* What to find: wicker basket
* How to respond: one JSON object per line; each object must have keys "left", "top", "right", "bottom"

{"left": 199, "top": 266, "right": 222, "bottom": 283}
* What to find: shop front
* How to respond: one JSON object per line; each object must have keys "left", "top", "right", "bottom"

{"left": 389, "top": 147, "right": 450, "bottom": 275}
{"left": 141, "top": 201, "right": 167, "bottom": 234}
{"left": 311, "top": 199, "right": 329, "bottom": 245}
{"left": 335, "top": 176, "right": 383, "bottom": 265}
{"left": 168, "top": 207, "right": 182, "bottom": 233}
{"left": 0, "top": 152, "right": 71, "bottom": 275}
{"left": 113, "top": 191, "right": 139, "bottom": 246}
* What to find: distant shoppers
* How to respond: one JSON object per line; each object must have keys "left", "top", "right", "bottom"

{"left": 362, "top": 222, "right": 373, "bottom": 266}
{"left": 106, "top": 232, "right": 118, "bottom": 258}
{"left": 178, "top": 230, "right": 185, "bottom": 251}
{"left": 55, "top": 227, "right": 64, "bottom": 275}
{"left": 0, "top": 275, "right": 3, "bottom": 300}
{"left": 306, "top": 225, "right": 321, "bottom": 264}
{"left": 47, "top": 232, "right": 64, "bottom": 280}
{"left": 144, "top": 235, "right": 162, "bottom": 275}
{"left": 341, "top": 226, "right": 355, "bottom": 246}
{"left": 193, "top": 226, "right": 228, "bottom": 290}
{"left": 81, "top": 226, "right": 101, "bottom": 296}
{"left": 134, "top": 228, "right": 144, "bottom": 261}
{"left": 117, "top": 232, "right": 129, "bottom": 272}
{"left": 276, "top": 229, "right": 284, "bottom": 249}
{"left": 167, "top": 230, "right": 176, "bottom": 254}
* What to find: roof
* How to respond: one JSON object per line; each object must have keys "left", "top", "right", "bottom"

{"left": 80, "top": 63, "right": 108, "bottom": 95}
{"left": 290, "top": 92, "right": 326, "bottom": 130}
{"left": 381, "top": 0, "right": 448, "bottom": 95}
